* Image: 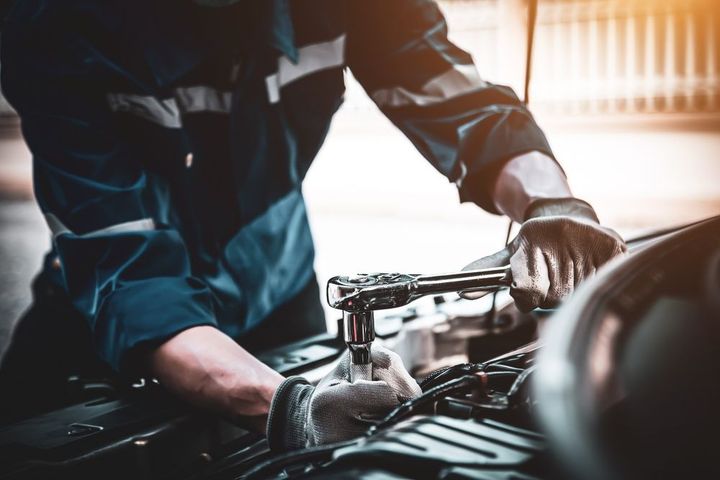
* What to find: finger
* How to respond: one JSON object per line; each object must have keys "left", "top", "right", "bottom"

{"left": 317, "top": 352, "right": 352, "bottom": 388}
{"left": 541, "top": 252, "right": 573, "bottom": 309}
{"left": 345, "top": 380, "right": 403, "bottom": 414}
{"left": 374, "top": 374, "right": 421, "bottom": 400}
{"left": 509, "top": 245, "right": 550, "bottom": 312}
{"left": 592, "top": 229, "right": 628, "bottom": 266}
{"left": 371, "top": 348, "right": 422, "bottom": 399}
{"left": 369, "top": 344, "right": 393, "bottom": 370}
{"left": 569, "top": 243, "right": 597, "bottom": 287}
{"left": 309, "top": 381, "right": 399, "bottom": 444}
{"left": 459, "top": 245, "right": 513, "bottom": 299}
{"left": 462, "top": 245, "right": 513, "bottom": 271}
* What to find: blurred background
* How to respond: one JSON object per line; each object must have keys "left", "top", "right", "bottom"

{"left": 1, "top": 0, "right": 719, "bottom": 351}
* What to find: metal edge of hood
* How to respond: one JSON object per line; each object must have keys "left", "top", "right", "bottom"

{"left": 532, "top": 214, "right": 720, "bottom": 480}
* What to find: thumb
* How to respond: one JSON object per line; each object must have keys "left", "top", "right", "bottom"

{"left": 459, "top": 245, "right": 514, "bottom": 299}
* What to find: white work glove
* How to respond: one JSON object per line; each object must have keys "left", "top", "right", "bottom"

{"left": 265, "top": 345, "right": 421, "bottom": 451}
{"left": 463, "top": 198, "right": 626, "bottom": 312}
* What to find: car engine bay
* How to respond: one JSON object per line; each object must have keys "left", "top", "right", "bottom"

{"left": 1, "top": 216, "right": 718, "bottom": 480}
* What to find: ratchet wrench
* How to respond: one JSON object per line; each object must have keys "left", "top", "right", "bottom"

{"left": 327, "top": 266, "right": 512, "bottom": 373}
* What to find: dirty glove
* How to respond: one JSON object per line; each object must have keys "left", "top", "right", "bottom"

{"left": 462, "top": 198, "right": 626, "bottom": 312}
{"left": 266, "top": 345, "right": 421, "bottom": 451}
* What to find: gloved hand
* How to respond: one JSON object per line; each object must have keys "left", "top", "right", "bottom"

{"left": 265, "top": 345, "right": 421, "bottom": 451}
{"left": 462, "top": 198, "right": 626, "bottom": 312}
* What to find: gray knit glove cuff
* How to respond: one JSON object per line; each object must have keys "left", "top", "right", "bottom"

{"left": 266, "top": 376, "right": 314, "bottom": 451}
{"left": 522, "top": 197, "right": 599, "bottom": 223}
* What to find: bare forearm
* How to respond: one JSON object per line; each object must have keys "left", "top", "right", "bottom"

{"left": 493, "top": 151, "right": 573, "bottom": 222}
{"left": 148, "top": 326, "right": 284, "bottom": 431}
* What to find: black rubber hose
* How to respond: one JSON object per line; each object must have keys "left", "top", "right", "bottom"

{"left": 370, "top": 375, "right": 482, "bottom": 433}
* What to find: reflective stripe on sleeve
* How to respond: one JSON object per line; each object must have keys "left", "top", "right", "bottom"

{"left": 175, "top": 86, "right": 233, "bottom": 113}
{"left": 371, "top": 64, "right": 488, "bottom": 108}
{"left": 45, "top": 213, "right": 156, "bottom": 239}
{"left": 108, "top": 87, "right": 234, "bottom": 127}
{"left": 266, "top": 35, "right": 346, "bottom": 104}
{"left": 107, "top": 93, "right": 182, "bottom": 128}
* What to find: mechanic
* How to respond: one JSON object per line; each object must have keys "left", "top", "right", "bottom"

{"left": 0, "top": 0, "right": 625, "bottom": 450}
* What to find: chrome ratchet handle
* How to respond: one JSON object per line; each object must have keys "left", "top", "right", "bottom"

{"left": 414, "top": 266, "right": 512, "bottom": 297}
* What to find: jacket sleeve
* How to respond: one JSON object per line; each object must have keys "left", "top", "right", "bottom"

{"left": 346, "top": 0, "right": 557, "bottom": 213}
{"left": 1, "top": 8, "right": 216, "bottom": 373}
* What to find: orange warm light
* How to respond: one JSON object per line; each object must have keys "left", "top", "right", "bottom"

{"left": 528, "top": 0, "right": 720, "bottom": 115}
{"left": 429, "top": 0, "right": 720, "bottom": 116}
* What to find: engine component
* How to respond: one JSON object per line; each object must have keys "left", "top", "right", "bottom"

{"left": 324, "top": 415, "right": 547, "bottom": 479}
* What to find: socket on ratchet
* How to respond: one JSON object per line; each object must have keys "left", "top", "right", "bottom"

{"left": 327, "top": 266, "right": 512, "bottom": 366}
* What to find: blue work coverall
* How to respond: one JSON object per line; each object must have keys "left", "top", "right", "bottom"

{"left": 0, "top": 0, "right": 554, "bottom": 399}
